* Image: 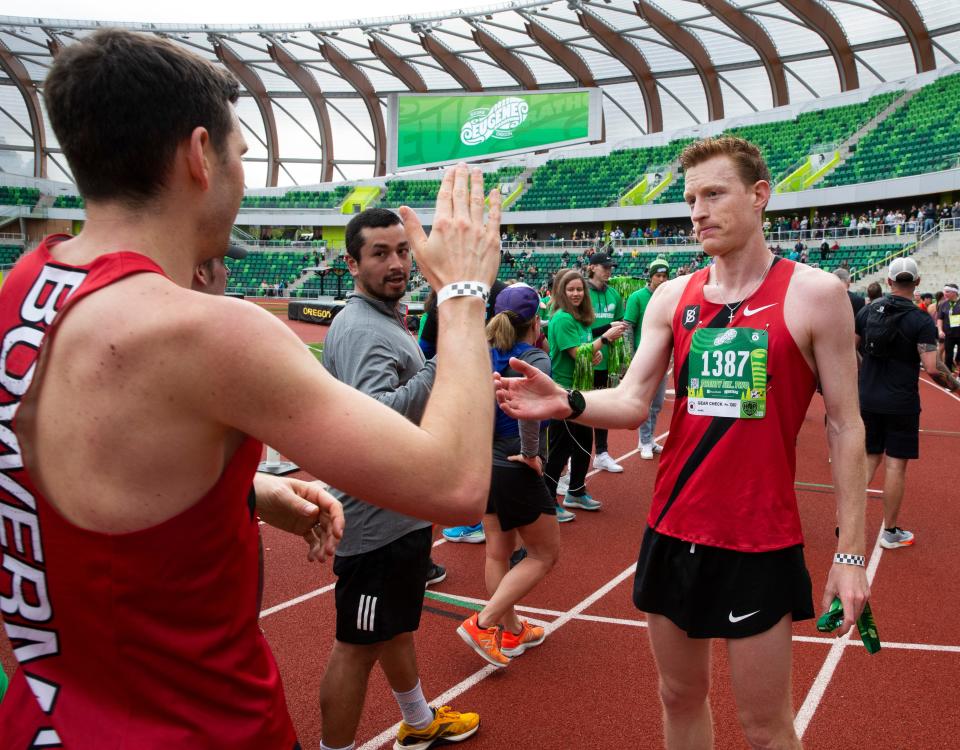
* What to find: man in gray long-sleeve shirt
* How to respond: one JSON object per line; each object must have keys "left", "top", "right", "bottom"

{"left": 319, "top": 208, "right": 480, "bottom": 750}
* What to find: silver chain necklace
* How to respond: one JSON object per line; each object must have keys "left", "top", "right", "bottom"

{"left": 713, "top": 256, "right": 775, "bottom": 321}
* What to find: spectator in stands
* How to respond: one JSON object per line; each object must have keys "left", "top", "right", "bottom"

{"left": 503, "top": 248, "right": 514, "bottom": 267}
{"left": 867, "top": 282, "right": 883, "bottom": 302}
{"left": 923, "top": 203, "right": 936, "bottom": 233}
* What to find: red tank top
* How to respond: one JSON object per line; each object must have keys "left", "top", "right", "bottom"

{"left": 648, "top": 258, "right": 817, "bottom": 552}
{"left": 0, "top": 236, "right": 296, "bottom": 749}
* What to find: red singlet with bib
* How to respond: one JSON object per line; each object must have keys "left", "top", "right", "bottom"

{"left": 0, "top": 236, "right": 296, "bottom": 749}
{"left": 649, "top": 257, "right": 817, "bottom": 552}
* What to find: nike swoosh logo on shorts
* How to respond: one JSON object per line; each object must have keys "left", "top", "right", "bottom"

{"left": 742, "top": 303, "right": 778, "bottom": 317}
{"left": 728, "top": 609, "right": 761, "bottom": 623}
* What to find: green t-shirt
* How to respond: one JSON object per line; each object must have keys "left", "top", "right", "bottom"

{"left": 587, "top": 283, "right": 624, "bottom": 371}
{"left": 624, "top": 286, "right": 654, "bottom": 353}
{"left": 539, "top": 296, "right": 552, "bottom": 322}
{"left": 547, "top": 310, "right": 592, "bottom": 388}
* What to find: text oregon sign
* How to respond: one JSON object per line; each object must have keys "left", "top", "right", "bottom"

{"left": 387, "top": 88, "right": 601, "bottom": 172}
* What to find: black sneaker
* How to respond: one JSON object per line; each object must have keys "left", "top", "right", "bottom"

{"left": 509, "top": 547, "right": 528, "bottom": 569}
{"left": 425, "top": 561, "right": 447, "bottom": 587}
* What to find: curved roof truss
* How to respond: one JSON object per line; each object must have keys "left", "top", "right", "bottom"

{"left": 0, "top": 1, "right": 956, "bottom": 187}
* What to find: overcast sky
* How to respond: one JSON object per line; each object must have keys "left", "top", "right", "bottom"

{"left": 3, "top": 0, "right": 468, "bottom": 24}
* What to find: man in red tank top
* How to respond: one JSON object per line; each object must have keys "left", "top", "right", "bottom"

{"left": 496, "top": 136, "right": 870, "bottom": 749}
{"left": 0, "top": 30, "right": 502, "bottom": 749}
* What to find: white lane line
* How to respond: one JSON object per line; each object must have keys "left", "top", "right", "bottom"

{"left": 920, "top": 374, "right": 960, "bottom": 404}
{"left": 794, "top": 524, "right": 884, "bottom": 739}
{"left": 356, "top": 563, "right": 639, "bottom": 750}
{"left": 259, "top": 582, "right": 336, "bottom": 619}
{"left": 432, "top": 428, "right": 670, "bottom": 551}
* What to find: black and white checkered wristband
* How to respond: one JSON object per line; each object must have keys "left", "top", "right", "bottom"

{"left": 833, "top": 553, "right": 865, "bottom": 567}
{"left": 437, "top": 281, "right": 490, "bottom": 306}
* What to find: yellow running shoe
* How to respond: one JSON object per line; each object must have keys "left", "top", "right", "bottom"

{"left": 500, "top": 620, "right": 546, "bottom": 657}
{"left": 394, "top": 705, "right": 480, "bottom": 750}
{"left": 456, "top": 612, "right": 510, "bottom": 667}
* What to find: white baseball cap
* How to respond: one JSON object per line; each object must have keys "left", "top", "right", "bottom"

{"left": 887, "top": 257, "right": 919, "bottom": 282}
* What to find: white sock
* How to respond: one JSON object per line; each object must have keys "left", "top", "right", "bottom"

{"left": 320, "top": 742, "right": 355, "bottom": 750}
{"left": 392, "top": 680, "right": 434, "bottom": 729}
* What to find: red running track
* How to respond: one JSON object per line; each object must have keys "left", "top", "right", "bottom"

{"left": 3, "top": 316, "right": 959, "bottom": 748}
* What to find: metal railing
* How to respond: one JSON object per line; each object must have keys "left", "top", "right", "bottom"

{"left": 850, "top": 223, "right": 939, "bottom": 281}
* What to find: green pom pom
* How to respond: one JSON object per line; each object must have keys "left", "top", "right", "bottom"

{"left": 609, "top": 276, "right": 643, "bottom": 299}
{"left": 607, "top": 336, "right": 631, "bottom": 378}
{"left": 572, "top": 343, "right": 595, "bottom": 391}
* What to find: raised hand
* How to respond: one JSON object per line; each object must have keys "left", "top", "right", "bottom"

{"left": 399, "top": 164, "right": 501, "bottom": 291}
{"left": 494, "top": 356, "right": 569, "bottom": 422}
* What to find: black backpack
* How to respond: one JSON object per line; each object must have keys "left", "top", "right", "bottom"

{"left": 861, "top": 295, "right": 914, "bottom": 359}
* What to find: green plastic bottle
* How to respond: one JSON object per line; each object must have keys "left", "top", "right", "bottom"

{"left": 816, "top": 597, "right": 881, "bottom": 654}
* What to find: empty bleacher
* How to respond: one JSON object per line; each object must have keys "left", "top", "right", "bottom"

{"left": 659, "top": 93, "right": 900, "bottom": 204}
{"left": 823, "top": 73, "right": 960, "bottom": 187}
{"left": 241, "top": 186, "right": 351, "bottom": 210}
{"left": 379, "top": 167, "right": 524, "bottom": 209}
{"left": 0, "top": 186, "right": 39, "bottom": 206}
{"left": 515, "top": 142, "right": 691, "bottom": 212}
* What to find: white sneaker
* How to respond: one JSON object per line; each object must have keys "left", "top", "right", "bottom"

{"left": 556, "top": 473, "right": 570, "bottom": 496}
{"left": 592, "top": 452, "right": 624, "bottom": 473}
{"left": 639, "top": 442, "right": 663, "bottom": 460}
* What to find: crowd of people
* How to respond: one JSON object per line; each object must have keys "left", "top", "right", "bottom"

{"left": 2, "top": 28, "right": 960, "bottom": 750}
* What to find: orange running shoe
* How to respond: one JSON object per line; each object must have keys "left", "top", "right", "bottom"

{"left": 457, "top": 613, "right": 510, "bottom": 667}
{"left": 500, "top": 620, "right": 546, "bottom": 658}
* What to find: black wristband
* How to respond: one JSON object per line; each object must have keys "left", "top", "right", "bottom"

{"left": 566, "top": 389, "right": 586, "bottom": 420}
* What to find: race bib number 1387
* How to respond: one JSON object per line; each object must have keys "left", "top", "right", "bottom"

{"left": 688, "top": 328, "right": 768, "bottom": 419}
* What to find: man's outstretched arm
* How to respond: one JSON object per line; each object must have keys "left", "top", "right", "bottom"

{"left": 919, "top": 344, "right": 960, "bottom": 391}
{"left": 495, "top": 276, "right": 682, "bottom": 430}
{"left": 196, "top": 165, "right": 502, "bottom": 527}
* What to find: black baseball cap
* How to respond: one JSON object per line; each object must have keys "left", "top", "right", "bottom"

{"left": 227, "top": 242, "right": 248, "bottom": 259}
{"left": 588, "top": 251, "right": 616, "bottom": 267}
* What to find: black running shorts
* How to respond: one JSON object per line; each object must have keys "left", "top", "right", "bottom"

{"left": 861, "top": 409, "right": 920, "bottom": 459}
{"left": 486, "top": 464, "right": 557, "bottom": 531}
{"left": 332, "top": 527, "right": 431, "bottom": 644}
{"left": 633, "top": 526, "right": 814, "bottom": 639}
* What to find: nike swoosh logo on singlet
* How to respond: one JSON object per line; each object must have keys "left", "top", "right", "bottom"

{"left": 728, "top": 609, "right": 761, "bottom": 623}
{"left": 742, "top": 303, "right": 778, "bottom": 317}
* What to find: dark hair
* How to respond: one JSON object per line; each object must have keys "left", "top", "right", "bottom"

{"left": 345, "top": 208, "right": 402, "bottom": 261}
{"left": 44, "top": 29, "right": 239, "bottom": 206}
{"left": 866, "top": 282, "right": 883, "bottom": 301}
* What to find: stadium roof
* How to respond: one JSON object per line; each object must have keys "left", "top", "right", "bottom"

{"left": 1, "top": 0, "right": 959, "bottom": 187}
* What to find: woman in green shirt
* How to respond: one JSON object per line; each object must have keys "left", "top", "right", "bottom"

{"left": 545, "top": 269, "right": 613, "bottom": 519}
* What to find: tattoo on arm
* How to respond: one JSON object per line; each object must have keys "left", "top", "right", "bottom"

{"left": 931, "top": 358, "right": 960, "bottom": 392}
{"left": 918, "top": 343, "right": 938, "bottom": 353}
